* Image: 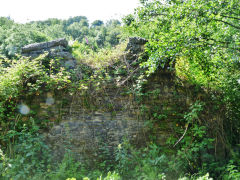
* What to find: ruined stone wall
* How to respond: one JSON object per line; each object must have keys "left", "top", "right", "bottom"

{"left": 26, "top": 69, "right": 193, "bottom": 161}
{"left": 20, "top": 37, "right": 226, "bottom": 162}
{"left": 21, "top": 37, "right": 196, "bottom": 160}
{"left": 28, "top": 85, "right": 148, "bottom": 160}
{"left": 22, "top": 38, "right": 76, "bottom": 69}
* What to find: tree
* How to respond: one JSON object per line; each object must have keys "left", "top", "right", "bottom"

{"left": 66, "top": 22, "right": 89, "bottom": 41}
{"left": 91, "top": 20, "right": 104, "bottom": 27}
{"left": 63, "top": 16, "right": 88, "bottom": 27}
{"left": 124, "top": 0, "right": 240, "bottom": 75}
{"left": 0, "top": 17, "right": 14, "bottom": 29}
{"left": 43, "top": 24, "right": 66, "bottom": 39}
{"left": 106, "top": 19, "right": 121, "bottom": 27}
{"left": 0, "top": 24, "right": 48, "bottom": 57}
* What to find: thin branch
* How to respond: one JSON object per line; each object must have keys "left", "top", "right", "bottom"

{"left": 220, "top": 14, "right": 240, "bottom": 21}
{"left": 214, "top": 19, "right": 240, "bottom": 29}
{"left": 200, "top": 38, "right": 240, "bottom": 52}
{"left": 117, "top": 67, "right": 140, "bottom": 87}
{"left": 173, "top": 123, "right": 189, "bottom": 147}
{"left": 149, "top": 13, "right": 168, "bottom": 17}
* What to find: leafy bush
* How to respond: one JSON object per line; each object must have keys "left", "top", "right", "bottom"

{"left": 0, "top": 55, "right": 73, "bottom": 179}
{"left": 71, "top": 41, "right": 127, "bottom": 68}
{"left": 222, "top": 160, "right": 240, "bottom": 180}
{"left": 0, "top": 57, "right": 69, "bottom": 132}
{"left": 47, "top": 152, "right": 86, "bottom": 180}
{"left": 124, "top": 0, "right": 239, "bottom": 76}
{"left": 0, "top": 125, "right": 51, "bottom": 179}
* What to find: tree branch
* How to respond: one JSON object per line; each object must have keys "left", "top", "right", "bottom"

{"left": 173, "top": 123, "right": 189, "bottom": 147}
{"left": 214, "top": 19, "right": 240, "bottom": 29}
{"left": 117, "top": 67, "right": 140, "bottom": 87}
{"left": 220, "top": 14, "right": 240, "bottom": 21}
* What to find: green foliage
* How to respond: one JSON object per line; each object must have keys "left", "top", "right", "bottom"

{"left": 0, "top": 16, "right": 122, "bottom": 58}
{"left": 124, "top": 0, "right": 239, "bottom": 78}
{"left": 71, "top": 41, "right": 127, "bottom": 68}
{"left": 0, "top": 0, "right": 239, "bottom": 179}
{"left": 66, "top": 22, "right": 89, "bottom": 41}
{"left": 43, "top": 24, "right": 67, "bottom": 39}
{"left": 0, "top": 55, "right": 72, "bottom": 179}
{"left": 220, "top": 74, "right": 240, "bottom": 146}
{"left": 91, "top": 20, "right": 104, "bottom": 28}
{"left": 179, "top": 173, "right": 213, "bottom": 180}
{"left": 63, "top": 16, "right": 89, "bottom": 27}
{"left": 0, "top": 56, "right": 71, "bottom": 148}
{"left": 163, "top": 101, "right": 220, "bottom": 178}
{"left": 0, "top": 57, "right": 70, "bottom": 100}
{"left": 0, "top": 125, "right": 91, "bottom": 180}
{"left": 223, "top": 162, "right": 240, "bottom": 179}
{"left": 0, "top": 125, "right": 51, "bottom": 179}
{"left": 0, "top": 57, "right": 68, "bottom": 100}
{"left": 96, "top": 172, "right": 121, "bottom": 180}
{"left": 0, "top": 23, "right": 49, "bottom": 57}
{"left": 47, "top": 152, "right": 86, "bottom": 180}
{"left": 114, "top": 140, "right": 168, "bottom": 179}
{"left": 123, "top": 1, "right": 240, "bottom": 178}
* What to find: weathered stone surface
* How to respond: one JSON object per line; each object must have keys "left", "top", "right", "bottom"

{"left": 46, "top": 112, "right": 146, "bottom": 160}
{"left": 22, "top": 38, "right": 68, "bottom": 53}
{"left": 128, "top": 37, "right": 148, "bottom": 45}
{"left": 25, "top": 84, "right": 149, "bottom": 161}
{"left": 21, "top": 38, "right": 76, "bottom": 69}
{"left": 23, "top": 66, "right": 186, "bottom": 161}
{"left": 125, "top": 37, "right": 148, "bottom": 61}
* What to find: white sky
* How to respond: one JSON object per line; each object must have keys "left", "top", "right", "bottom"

{"left": 0, "top": 0, "right": 140, "bottom": 23}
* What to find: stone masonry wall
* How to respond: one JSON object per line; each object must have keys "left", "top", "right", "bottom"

{"left": 28, "top": 86, "right": 149, "bottom": 161}
{"left": 26, "top": 69, "right": 193, "bottom": 161}
{"left": 22, "top": 38, "right": 76, "bottom": 69}
{"left": 21, "top": 37, "right": 196, "bottom": 160}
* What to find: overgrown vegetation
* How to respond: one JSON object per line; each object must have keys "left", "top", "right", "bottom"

{"left": 71, "top": 40, "right": 127, "bottom": 68}
{"left": 0, "top": 16, "right": 121, "bottom": 58}
{"left": 0, "top": 0, "right": 240, "bottom": 179}
{"left": 122, "top": 0, "right": 240, "bottom": 179}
